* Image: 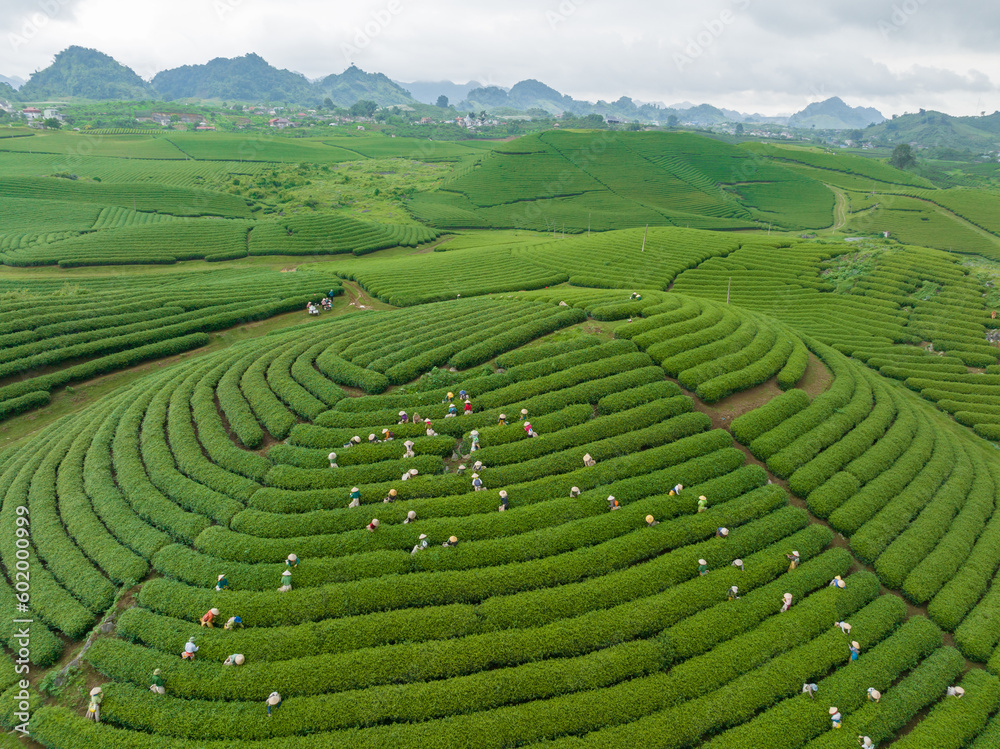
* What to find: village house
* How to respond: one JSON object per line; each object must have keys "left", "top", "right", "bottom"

{"left": 268, "top": 117, "right": 292, "bottom": 128}
{"left": 22, "top": 107, "right": 42, "bottom": 121}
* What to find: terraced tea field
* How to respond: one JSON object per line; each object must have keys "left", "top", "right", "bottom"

{"left": 3, "top": 288, "right": 1000, "bottom": 747}
{"left": 0, "top": 131, "right": 451, "bottom": 269}
{"left": 4, "top": 128, "right": 1000, "bottom": 746}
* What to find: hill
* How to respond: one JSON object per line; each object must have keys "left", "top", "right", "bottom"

{"left": 409, "top": 130, "right": 834, "bottom": 232}
{"left": 788, "top": 96, "right": 885, "bottom": 130}
{"left": 316, "top": 65, "right": 418, "bottom": 108}
{"left": 864, "top": 109, "right": 1000, "bottom": 154}
{"left": 17, "top": 46, "right": 156, "bottom": 100}
{"left": 0, "top": 74, "right": 23, "bottom": 89}
{"left": 152, "top": 52, "right": 316, "bottom": 103}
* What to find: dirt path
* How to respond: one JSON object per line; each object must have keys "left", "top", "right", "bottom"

{"left": 342, "top": 280, "right": 396, "bottom": 311}
{"left": 826, "top": 186, "right": 849, "bottom": 233}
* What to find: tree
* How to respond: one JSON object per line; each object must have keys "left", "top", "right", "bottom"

{"left": 734, "top": 123, "right": 744, "bottom": 135}
{"left": 42, "top": 117, "right": 61, "bottom": 130}
{"left": 889, "top": 143, "right": 917, "bottom": 170}
{"left": 436, "top": 94, "right": 448, "bottom": 108}
{"left": 847, "top": 129, "right": 864, "bottom": 144}
{"left": 349, "top": 100, "right": 378, "bottom": 118}
{"left": 578, "top": 114, "right": 606, "bottom": 129}
{"left": 323, "top": 97, "right": 335, "bottom": 110}
{"left": 667, "top": 114, "right": 678, "bottom": 128}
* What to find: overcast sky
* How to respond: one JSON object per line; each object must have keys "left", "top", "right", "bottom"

{"left": 2, "top": 0, "right": 997, "bottom": 116}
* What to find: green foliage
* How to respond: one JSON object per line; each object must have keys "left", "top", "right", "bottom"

{"left": 890, "top": 143, "right": 918, "bottom": 170}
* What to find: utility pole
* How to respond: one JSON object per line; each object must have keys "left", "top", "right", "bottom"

{"left": 727, "top": 277, "right": 731, "bottom": 305}
{"left": 641, "top": 224, "right": 648, "bottom": 252}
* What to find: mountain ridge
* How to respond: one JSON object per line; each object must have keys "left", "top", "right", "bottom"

{"left": 20, "top": 45, "right": 993, "bottom": 148}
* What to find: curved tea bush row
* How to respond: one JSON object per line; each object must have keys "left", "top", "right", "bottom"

{"left": 616, "top": 296, "right": 808, "bottom": 401}
{"left": 708, "top": 639, "right": 965, "bottom": 749}
{"left": 0, "top": 266, "right": 342, "bottom": 421}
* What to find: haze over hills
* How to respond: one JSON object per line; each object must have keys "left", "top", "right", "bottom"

{"left": 395, "top": 79, "right": 484, "bottom": 106}
{"left": 0, "top": 74, "right": 23, "bottom": 90}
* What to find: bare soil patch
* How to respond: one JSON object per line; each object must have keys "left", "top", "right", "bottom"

{"left": 798, "top": 352, "right": 833, "bottom": 397}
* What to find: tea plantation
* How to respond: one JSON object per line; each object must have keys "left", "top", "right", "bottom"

{"left": 2, "top": 288, "right": 1000, "bottom": 746}
{"left": 3, "top": 128, "right": 1000, "bottom": 747}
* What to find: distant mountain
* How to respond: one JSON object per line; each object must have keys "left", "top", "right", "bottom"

{"left": 788, "top": 97, "right": 885, "bottom": 130}
{"left": 0, "top": 82, "right": 18, "bottom": 103}
{"left": 678, "top": 104, "right": 733, "bottom": 126}
{"left": 18, "top": 46, "right": 156, "bottom": 100}
{"left": 462, "top": 79, "right": 671, "bottom": 122}
{"left": 0, "top": 74, "right": 24, "bottom": 90}
{"left": 744, "top": 113, "right": 791, "bottom": 125}
{"left": 315, "top": 65, "right": 417, "bottom": 108}
{"left": 394, "top": 80, "right": 482, "bottom": 106}
{"left": 462, "top": 85, "right": 511, "bottom": 110}
{"left": 506, "top": 79, "right": 575, "bottom": 113}
{"left": 153, "top": 53, "right": 315, "bottom": 103}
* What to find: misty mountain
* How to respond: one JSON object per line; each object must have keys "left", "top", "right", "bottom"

{"left": 0, "top": 75, "right": 24, "bottom": 90}
{"left": 678, "top": 104, "right": 733, "bottom": 125}
{"left": 788, "top": 96, "right": 885, "bottom": 130}
{"left": 315, "top": 65, "right": 417, "bottom": 108}
{"left": 461, "top": 80, "right": 671, "bottom": 122}
{"left": 395, "top": 79, "right": 483, "bottom": 106}
{"left": 152, "top": 53, "right": 316, "bottom": 102}
{"left": 743, "top": 113, "right": 791, "bottom": 125}
{"left": 18, "top": 46, "right": 156, "bottom": 101}
{"left": 7, "top": 46, "right": 980, "bottom": 142}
